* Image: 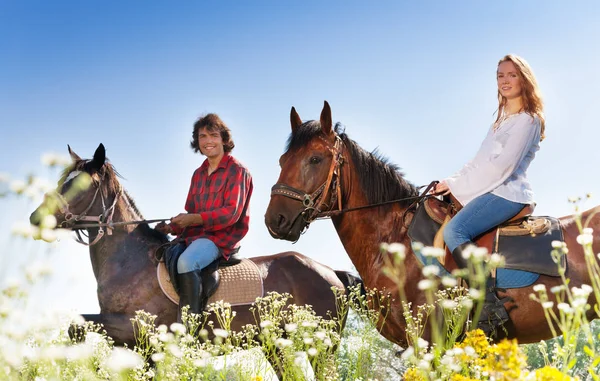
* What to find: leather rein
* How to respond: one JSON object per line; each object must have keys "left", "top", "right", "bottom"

{"left": 270, "top": 133, "right": 435, "bottom": 231}
{"left": 53, "top": 175, "right": 168, "bottom": 246}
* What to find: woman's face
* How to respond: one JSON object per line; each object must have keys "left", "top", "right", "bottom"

{"left": 497, "top": 60, "right": 523, "bottom": 100}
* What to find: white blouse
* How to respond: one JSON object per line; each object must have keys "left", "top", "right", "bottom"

{"left": 445, "top": 112, "right": 542, "bottom": 206}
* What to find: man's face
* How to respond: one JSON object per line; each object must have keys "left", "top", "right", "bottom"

{"left": 198, "top": 127, "right": 225, "bottom": 159}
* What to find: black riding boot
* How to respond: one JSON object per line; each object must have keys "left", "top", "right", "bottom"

{"left": 477, "top": 277, "right": 510, "bottom": 337}
{"left": 451, "top": 242, "right": 473, "bottom": 269}
{"left": 451, "top": 242, "right": 509, "bottom": 337}
{"left": 177, "top": 270, "right": 204, "bottom": 322}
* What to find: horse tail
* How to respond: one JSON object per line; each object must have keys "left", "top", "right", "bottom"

{"left": 335, "top": 270, "right": 366, "bottom": 297}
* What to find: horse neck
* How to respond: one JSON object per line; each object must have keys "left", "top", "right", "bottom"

{"left": 87, "top": 192, "right": 152, "bottom": 281}
{"left": 331, "top": 149, "right": 418, "bottom": 288}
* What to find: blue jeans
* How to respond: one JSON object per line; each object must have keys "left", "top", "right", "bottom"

{"left": 177, "top": 238, "right": 221, "bottom": 274}
{"left": 443, "top": 192, "right": 526, "bottom": 252}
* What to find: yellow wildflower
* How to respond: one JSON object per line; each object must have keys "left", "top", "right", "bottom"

{"left": 404, "top": 367, "right": 426, "bottom": 381}
{"left": 450, "top": 375, "right": 479, "bottom": 381}
{"left": 534, "top": 366, "right": 575, "bottom": 381}
{"left": 484, "top": 338, "right": 526, "bottom": 380}
{"left": 457, "top": 329, "right": 490, "bottom": 356}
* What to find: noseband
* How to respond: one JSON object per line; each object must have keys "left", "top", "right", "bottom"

{"left": 270, "top": 134, "right": 345, "bottom": 234}
{"left": 53, "top": 174, "right": 122, "bottom": 246}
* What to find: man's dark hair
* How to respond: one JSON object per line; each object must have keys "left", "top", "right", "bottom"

{"left": 190, "top": 113, "right": 235, "bottom": 154}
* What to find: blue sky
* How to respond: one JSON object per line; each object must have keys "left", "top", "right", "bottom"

{"left": 1, "top": 1, "right": 599, "bottom": 313}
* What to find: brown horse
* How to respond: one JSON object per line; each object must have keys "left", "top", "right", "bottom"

{"left": 265, "top": 101, "right": 600, "bottom": 347}
{"left": 29, "top": 143, "right": 361, "bottom": 350}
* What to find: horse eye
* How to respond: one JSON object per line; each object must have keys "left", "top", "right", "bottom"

{"left": 309, "top": 156, "right": 322, "bottom": 165}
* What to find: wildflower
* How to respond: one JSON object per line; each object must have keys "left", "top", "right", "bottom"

{"left": 213, "top": 328, "right": 229, "bottom": 338}
{"left": 314, "top": 331, "right": 326, "bottom": 340}
{"left": 151, "top": 352, "right": 165, "bottom": 362}
{"left": 460, "top": 298, "right": 473, "bottom": 309}
{"left": 285, "top": 323, "right": 297, "bottom": 333}
{"left": 104, "top": 347, "right": 144, "bottom": 372}
{"left": 166, "top": 344, "right": 183, "bottom": 358}
{"left": 471, "top": 247, "right": 488, "bottom": 260}
{"left": 168, "top": 322, "right": 186, "bottom": 335}
{"left": 535, "top": 365, "right": 575, "bottom": 380}
{"left": 533, "top": 284, "right": 546, "bottom": 292}
{"left": 422, "top": 265, "right": 440, "bottom": 277}
{"left": 400, "top": 346, "right": 415, "bottom": 361}
{"left": 323, "top": 337, "right": 332, "bottom": 347}
{"left": 412, "top": 242, "right": 424, "bottom": 251}
{"left": 488, "top": 253, "right": 504, "bottom": 267}
{"left": 418, "top": 279, "right": 435, "bottom": 291}
{"left": 417, "top": 338, "right": 429, "bottom": 350}
{"left": 551, "top": 240, "right": 565, "bottom": 249}
{"left": 275, "top": 338, "right": 293, "bottom": 348}
{"left": 550, "top": 285, "right": 566, "bottom": 294}
{"left": 441, "top": 299, "right": 458, "bottom": 309}
{"left": 303, "top": 337, "right": 314, "bottom": 345}
{"left": 576, "top": 233, "right": 593, "bottom": 245}
{"left": 468, "top": 288, "right": 482, "bottom": 299}
{"left": 542, "top": 301, "right": 554, "bottom": 309}
{"left": 557, "top": 303, "right": 573, "bottom": 314}
{"left": 157, "top": 324, "right": 168, "bottom": 333}
{"left": 583, "top": 227, "right": 594, "bottom": 235}
{"left": 307, "top": 347, "right": 318, "bottom": 357}
{"left": 9, "top": 180, "right": 27, "bottom": 194}
{"left": 441, "top": 276, "right": 457, "bottom": 287}
{"left": 421, "top": 246, "right": 445, "bottom": 258}
{"left": 403, "top": 368, "right": 426, "bottom": 381}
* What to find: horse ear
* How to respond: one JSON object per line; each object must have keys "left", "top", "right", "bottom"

{"left": 67, "top": 145, "right": 81, "bottom": 161}
{"left": 320, "top": 101, "right": 333, "bottom": 135}
{"left": 290, "top": 107, "right": 302, "bottom": 132}
{"left": 88, "top": 143, "right": 106, "bottom": 172}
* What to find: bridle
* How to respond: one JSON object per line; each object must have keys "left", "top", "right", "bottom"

{"left": 271, "top": 134, "right": 345, "bottom": 234}
{"left": 53, "top": 174, "right": 123, "bottom": 246}
{"left": 270, "top": 132, "right": 436, "bottom": 237}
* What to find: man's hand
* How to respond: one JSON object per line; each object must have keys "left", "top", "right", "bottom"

{"left": 155, "top": 221, "right": 174, "bottom": 235}
{"left": 170, "top": 213, "right": 203, "bottom": 229}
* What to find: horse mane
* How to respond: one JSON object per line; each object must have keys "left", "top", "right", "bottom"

{"left": 286, "top": 121, "right": 419, "bottom": 208}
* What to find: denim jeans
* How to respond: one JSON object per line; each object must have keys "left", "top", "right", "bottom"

{"left": 177, "top": 238, "right": 221, "bottom": 274}
{"left": 443, "top": 192, "right": 526, "bottom": 252}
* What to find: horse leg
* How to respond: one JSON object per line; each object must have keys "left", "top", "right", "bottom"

{"left": 70, "top": 313, "right": 136, "bottom": 348}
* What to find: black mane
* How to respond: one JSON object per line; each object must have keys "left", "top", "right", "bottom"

{"left": 286, "top": 121, "right": 419, "bottom": 207}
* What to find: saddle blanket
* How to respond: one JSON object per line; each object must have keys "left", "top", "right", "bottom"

{"left": 157, "top": 258, "right": 264, "bottom": 306}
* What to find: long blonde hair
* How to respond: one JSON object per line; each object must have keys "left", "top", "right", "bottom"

{"left": 495, "top": 54, "right": 546, "bottom": 141}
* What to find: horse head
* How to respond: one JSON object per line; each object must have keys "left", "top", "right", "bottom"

{"left": 30, "top": 143, "right": 123, "bottom": 236}
{"left": 265, "top": 101, "right": 343, "bottom": 241}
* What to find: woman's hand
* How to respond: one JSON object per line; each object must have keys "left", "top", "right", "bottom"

{"left": 170, "top": 213, "right": 203, "bottom": 228}
{"left": 432, "top": 180, "right": 451, "bottom": 196}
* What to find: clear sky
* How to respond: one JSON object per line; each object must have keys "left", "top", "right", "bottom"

{"left": 1, "top": 1, "right": 599, "bottom": 313}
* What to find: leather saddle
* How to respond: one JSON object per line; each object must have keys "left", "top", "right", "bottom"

{"left": 159, "top": 241, "right": 243, "bottom": 306}
{"left": 408, "top": 196, "right": 564, "bottom": 277}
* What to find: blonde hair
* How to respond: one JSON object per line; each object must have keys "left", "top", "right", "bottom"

{"left": 495, "top": 54, "right": 546, "bottom": 141}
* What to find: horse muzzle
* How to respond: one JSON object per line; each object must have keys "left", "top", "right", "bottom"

{"left": 264, "top": 211, "right": 306, "bottom": 242}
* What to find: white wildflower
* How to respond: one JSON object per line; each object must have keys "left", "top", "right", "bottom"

{"left": 557, "top": 303, "right": 573, "bottom": 314}
{"left": 461, "top": 298, "right": 473, "bottom": 309}
{"left": 151, "top": 352, "right": 165, "bottom": 362}
{"left": 550, "top": 285, "right": 566, "bottom": 294}
{"left": 314, "top": 331, "right": 326, "bottom": 340}
{"left": 542, "top": 301, "right": 554, "bottom": 309}
{"left": 275, "top": 338, "right": 293, "bottom": 348}
{"left": 577, "top": 233, "right": 593, "bottom": 246}
{"left": 307, "top": 347, "right": 318, "bottom": 357}
{"left": 285, "top": 323, "right": 297, "bottom": 333}
{"left": 422, "top": 265, "right": 440, "bottom": 277}
{"left": 464, "top": 346, "right": 476, "bottom": 357}
{"left": 488, "top": 253, "right": 504, "bottom": 267}
{"left": 303, "top": 337, "right": 314, "bottom": 345}
{"left": 167, "top": 344, "right": 183, "bottom": 358}
{"left": 169, "top": 323, "right": 186, "bottom": 335}
{"left": 421, "top": 246, "right": 445, "bottom": 258}
{"left": 471, "top": 247, "right": 488, "bottom": 260}
{"left": 40, "top": 215, "right": 57, "bottom": 229}
{"left": 583, "top": 227, "right": 594, "bottom": 235}
{"left": 260, "top": 320, "right": 273, "bottom": 329}
{"left": 387, "top": 243, "right": 406, "bottom": 260}
{"left": 9, "top": 180, "right": 27, "bottom": 194}
{"left": 469, "top": 288, "right": 482, "bottom": 299}
{"left": 533, "top": 284, "right": 546, "bottom": 292}
{"left": 412, "top": 242, "right": 424, "bottom": 252}
{"left": 157, "top": 324, "right": 168, "bottom": 333}
{"left": 441, "top": 276, "right": 457, "bottom": 288}
{"left": 551, "top": 240, "right": 565, "bottom": 249}
{"left": 417, "top": 337, "right": 429, "bottom": 350}
{"left": 441, "top": 299, "right": 458, "bottom": 309}
{"left": 104, "top": 347, "right": 144, "bottom": 372}
{"left": 324, "top": 338, "right": 332, "bottom": 347}
{"left": 213, "top": 328, "right": 229, "bottom": 338}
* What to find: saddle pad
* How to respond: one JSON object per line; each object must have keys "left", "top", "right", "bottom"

{"left": 494, "top": 216, "right": 564, "bottom": 276}
{"left": 158, "top": 259, "right": 264, "bottom": 306}
{"left": 412, "top": 243, "right": 540, "bottom": 289}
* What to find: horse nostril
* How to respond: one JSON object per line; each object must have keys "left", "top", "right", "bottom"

{"left": 277, "top": 214, "right": 287, "bottom": 229}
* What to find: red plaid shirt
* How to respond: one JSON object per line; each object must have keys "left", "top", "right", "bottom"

{"left": 172, "top": 154, "right": 253, "bottom": 259}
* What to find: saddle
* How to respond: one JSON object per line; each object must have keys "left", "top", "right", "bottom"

{"left": 408, "top": 196, "right": 565, "bottom": 278}
{"left": 158, "top": 241, "right": 242, "bottom": 305}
